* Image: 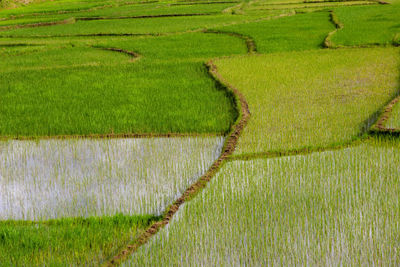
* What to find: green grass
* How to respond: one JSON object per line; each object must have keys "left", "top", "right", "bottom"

{"left": 213, "top": 48, "right": 399, "bottom": 155}
{"left": 127, "top": 137, "right": 400, "bottom": 266}
{"left": 0, "top": 214, "right": 160, "bottom": 266}
{"left": 385, "top": 100, "right": 400, "bottom": 129}
{"left": 331, "top": 4, "right": 400, "bottom": 46}
{"left": 213, "top": 11, "right": 334, "bottom": 52}
{"left": 245, "top": 0, "right": 377, "bottom": 11}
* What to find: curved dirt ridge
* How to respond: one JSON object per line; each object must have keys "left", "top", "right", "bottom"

{"left": 0, "top": 13, "right": 213, "bottom": 32}
{"left": 0, "top": 17, "right": 75, "bottom": 31}
{"left": 104, "top": 59, "right": 251, "bottom": 267}
{"left": 371, "top": 94, "right": 400, "bottom": 133}
{"left": 204, "top": 29, "right": 257, "bottom": 53}
{"left": 323, "top": 9, "right": 343, "bottom": 48}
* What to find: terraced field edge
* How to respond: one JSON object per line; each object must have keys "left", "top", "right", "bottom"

{"left": 371, "top": 94, "right": 400, "bottom": 134}
{"left": 104, "top": 60, "right": 251, "bottom": 266}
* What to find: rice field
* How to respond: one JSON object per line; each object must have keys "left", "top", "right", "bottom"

{"left": 0, "top": 33, "right": 245, "bottom": 137}
{"left": 385, "top": 101, "right": 400, "bottom": 129}
{"left": 127, "top": 137, "right": 400, "bottom": 266}
{"left": 0, "top": 136, "right": 224, "bottom": 220}
{"left": 0, "top": 214, "right": 159, "bottom": 265}
{"left": 213, "top": 11, "right": 334, "bottom": 53}
{"left": 0, "top": 14, "right": 266, "bottom": 37}
{"left": 331, "top": 3, "right": 400, "bottom": 47}
{"left": 214, "top": 48, "right": 399, "bottom": 155}
{"left": 1, "top": 0, "right": 400, "bottom": 265}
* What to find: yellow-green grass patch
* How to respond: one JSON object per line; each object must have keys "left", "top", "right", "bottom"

{"left": 213, "top": 48, "right": 399, "bottom": 155}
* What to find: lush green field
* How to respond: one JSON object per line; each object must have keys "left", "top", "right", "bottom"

{"left": 127, "top": 137, "right": 400, "bottom": 266}
{"left": 213, "top": 11, "right": 334, "bottom": 52}
{"left": 331, "top": 4, "right": 400, "bottom": 46}
{"left": 1, "top": 61, "right": 237, "bottom": 136}
{"left": 0, "top": 2, "right": 238, "bottom": 27}
{"left": 0, "top": 32, "right": 247, "bottom": 137}
{"left": 214, "top": 48, "right": 399, "bottom": 155}
{"left": 0, "top": 214, "right": 159, "bottom": 266}
{"left": 0, "top": 0, "right": 135, "bottom": 17}
{"left": 0, "top": 14, "right": 266, "bottom": 37}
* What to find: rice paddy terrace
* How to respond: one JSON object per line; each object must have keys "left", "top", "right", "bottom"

{"left": 0, "top": 0, "right": 399, "bottom": 265}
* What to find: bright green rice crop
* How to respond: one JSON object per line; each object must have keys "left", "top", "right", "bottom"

{"left": 93, "top": 32, "right": 247, "bottom": 61}
{"left": 0, "top": 45, "right": 131, "bottom": 70}
{"left": 214, "top": 48, "right": 399, "bottom": 155}
{"left": 0, "top": 35, "right": 243, "bottom": 137}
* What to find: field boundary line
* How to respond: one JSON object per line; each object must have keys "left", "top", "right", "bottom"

{"left": 229, "top": 138, "right": 366, "bottom": 161}
{"left": 393, "top": 33, "right": 400, "bottom": 47}
{"left": 0, "top": 132, "right": 225, "bottom": 141}
{"left": 103, "top": 60, "right": 251, "bottom": 267}
{"left": 171, "top": 1, "right": 239, "bottom": 6}
{"left": 204, "top": 29, "right": 257, "bottom": 53}
{"left": 76, "top": 13, "right": 212, "bottom": 21}
{"left": 256, "top": 0, "right": 378, "bottom": 6}
{"left": 370, "top": 94, "right": 400, "bottom": 134}
{"left": 0, "top": 17, "right": 75, "bottom": 31}
{"left": 253, "top": 1, "right": 378, "bottom": 11}
{"left": 323, "top": 9, "right": 343, "bottom": 48}
{"left": 222, "top": 2, "right": 244, "bottom": 14}
{"left": 92, "top": 46, "right": 141, "bottom": 61}
{"left": 0, "top": 13, "right": 213, "bottom": 32}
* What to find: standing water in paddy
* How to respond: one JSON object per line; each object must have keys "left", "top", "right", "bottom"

{"left": 0, "top": 136, "right": 225, "bottom": 220}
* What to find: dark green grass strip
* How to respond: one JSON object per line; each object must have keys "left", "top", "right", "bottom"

{"left": 0, "top": 214, "right": 161, "bottom": 266}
